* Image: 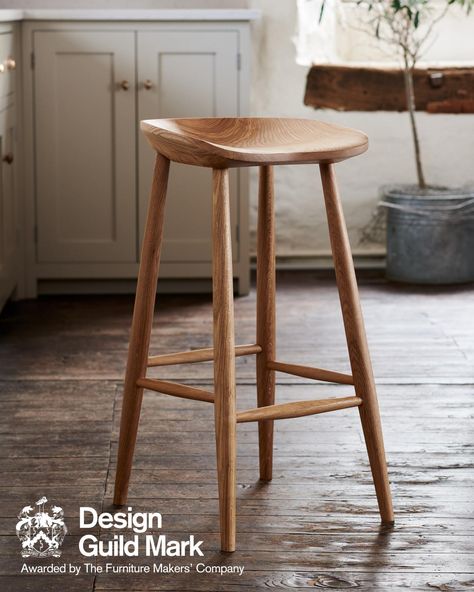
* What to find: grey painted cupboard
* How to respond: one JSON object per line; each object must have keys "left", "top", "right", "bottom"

{"left": 22, "top": 17, "right": 252, "bottom": 297}
{"left": 0, "top": 23, "right": 20, "bottom": 311}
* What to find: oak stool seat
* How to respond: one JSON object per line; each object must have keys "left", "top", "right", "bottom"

{"left": 114, "top": 117, "right": 394, "bottom": 553}
{"left": 141, "top": 117, "right": 368, "bottom": 167}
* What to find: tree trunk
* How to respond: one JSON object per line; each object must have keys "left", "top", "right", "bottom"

{"left": 403, "top": 60, "right": 426, "bottom": 189}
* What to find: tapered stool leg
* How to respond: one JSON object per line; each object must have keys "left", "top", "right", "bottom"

{"left": 319, "top": 163, "right": 394, "bottom": 524}
{"left": 256, "top": 165, "right": 276, "bottom": 481}
{"left": 114, "top": 154, "right": 170, "bottom": 505}
{"left": 212, "top": 168, "right": 237, "bottom": 552}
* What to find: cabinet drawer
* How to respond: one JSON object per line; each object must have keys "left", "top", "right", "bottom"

{"left": 0, "top": 31, "right": 16, "bottom": 100}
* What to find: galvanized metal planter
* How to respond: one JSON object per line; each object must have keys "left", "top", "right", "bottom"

{"left": 382, "top": 185, "right": 474, "bottom": 284}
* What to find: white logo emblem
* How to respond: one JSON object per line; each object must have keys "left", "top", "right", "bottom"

{"left": 16, "top": 497, "right": 67, "bottom": 558}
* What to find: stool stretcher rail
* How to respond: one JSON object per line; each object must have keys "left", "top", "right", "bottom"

{"left": 137, "top": 378, "right": 214, "bottom": 403}
{"left": 268, "top": 360, "right": 354, "bottom": 385}
{"left": 236, "top": 396, "right": 361, "bottom": 423}
{"left": 148, "top": 343, "right": 262, "bottom": 367}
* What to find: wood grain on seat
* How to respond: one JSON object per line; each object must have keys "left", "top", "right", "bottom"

{"left": 141, "top": 117, "right": 368, "bottom": 167}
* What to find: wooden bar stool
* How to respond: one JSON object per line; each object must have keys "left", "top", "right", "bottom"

{"left": 113, "top": 117, "right": 394, "bottom": 552}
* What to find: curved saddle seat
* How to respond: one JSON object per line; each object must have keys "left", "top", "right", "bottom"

{"left": 141, "top": 117, "right": 368, "bottom": 168}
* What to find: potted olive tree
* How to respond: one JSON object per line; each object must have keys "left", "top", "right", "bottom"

{"left": 322, "top": 0, "right": 474, "bottom": 283}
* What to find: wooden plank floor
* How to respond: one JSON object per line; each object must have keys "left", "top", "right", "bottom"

{"left": 0, "top": 272, "right": 473, "bottom": 591}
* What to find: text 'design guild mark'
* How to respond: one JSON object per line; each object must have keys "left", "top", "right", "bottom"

{"left": 16, "top": 497, "right": 68, "bottom": 558}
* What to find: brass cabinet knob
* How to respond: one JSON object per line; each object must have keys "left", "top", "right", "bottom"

{"left": 143, "top": 79, "right": 153, "bottom": 90}
{"left": 119, "top": 80, "right": 130, "bottom": 91}
{"left": 5, "top": 56, "right": 16, "bottom": 71}
{"left": 3, "top": 153, "right": 13, "bottom": 164}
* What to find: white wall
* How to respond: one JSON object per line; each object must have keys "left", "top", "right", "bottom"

{"left": 4, "top": 0, "right": 473, "bottom": 259}
{"left": 248, "top": 0, "right": 474, "bottom": 258}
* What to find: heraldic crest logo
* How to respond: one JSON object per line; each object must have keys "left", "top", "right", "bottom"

{"left": 16, "top": 496, "right": 68, "bottom": 558}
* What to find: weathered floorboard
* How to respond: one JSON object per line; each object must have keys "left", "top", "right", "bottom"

{"left": 0, "top": 273, "right": 473, "bottom": 591}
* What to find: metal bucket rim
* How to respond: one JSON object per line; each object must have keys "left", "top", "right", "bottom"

{"left": 381, "top": 184, "right": 474, "bottom": 203}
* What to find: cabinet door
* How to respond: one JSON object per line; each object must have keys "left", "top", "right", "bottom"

{"left": 0, "top": 104, "right": 18, "bottom": 309}
{"left": 137, "top": 31, "right": 239, "bottom": 263}
{"left": 34, "top": 31, "right": 136, "bottom": 263}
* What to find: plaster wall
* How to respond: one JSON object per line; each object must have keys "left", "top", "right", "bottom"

{"left": 248, "top": 0, "right": 474, "bottom": 258}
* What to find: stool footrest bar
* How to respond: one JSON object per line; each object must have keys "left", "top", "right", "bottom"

{"left": 236, "top": 396, "right": 361, "bottom": 423}
{"left": 148, "top": 343, "right": 262, "bottom": 367}
{"left": 268, "top": 360, "right": 354, "bottom": 385}
{"left": 137, "top": 378, "right": 214, "bottom": 403}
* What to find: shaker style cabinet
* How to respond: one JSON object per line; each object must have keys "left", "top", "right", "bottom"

{"left": 0, "top": 24, "right": 20, "bottom": 311}
{"left": 0, "top": 103, "right": 18, "bottom": 309}
{"left": 137, "top": 31, "right": 239, "bottom": 262}
{"left": 34, "top": 31, "right": 136, "bottom": 263}
{"left": 22, "top": 19, "right": 251, "bottom": 296}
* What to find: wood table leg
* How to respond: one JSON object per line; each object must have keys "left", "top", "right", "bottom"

{"left": 212, "top": 168, "right": 237, "bottom": 552}
{"left": 319, "top": 162, "right": 394, "bottom": 525}
{"left": 256, "top": 165, "right": 276, "bottom": 481}
{"left": 113, "top": 153, "right": 170, "bottom": 506}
